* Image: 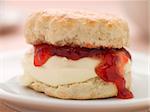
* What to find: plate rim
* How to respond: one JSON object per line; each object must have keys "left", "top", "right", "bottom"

{"left": 0, "top": 75, "right": 149, "bottom": 109}
{"left": 0, "top": 88, "right": 149, "bottom": 108}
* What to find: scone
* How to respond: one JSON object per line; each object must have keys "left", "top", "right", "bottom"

{"left": 21, "top": 10, "right": 133, "bottom": 99}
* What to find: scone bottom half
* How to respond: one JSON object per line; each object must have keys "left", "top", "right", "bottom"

{"left": 22, "top": 43, "right": 133, "bottom": 99}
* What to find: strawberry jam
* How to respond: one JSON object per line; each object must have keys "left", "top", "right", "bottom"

{"left": 34, "top": 44, "right": 133, "bottom": 99}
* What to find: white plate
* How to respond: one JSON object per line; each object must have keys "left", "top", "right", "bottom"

{"left": 0, "top": 51, "right": 149, "bottom": 112}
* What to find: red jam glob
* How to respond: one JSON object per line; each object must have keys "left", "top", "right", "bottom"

{"left": 34, "top": 44, "right": 133, "bottom": 99}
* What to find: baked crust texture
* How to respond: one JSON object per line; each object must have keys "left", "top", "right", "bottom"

{"left": 26, "top": 73, "right": 131, "bottom": 99}
{"left": 25, "top": 10, "right": 129, "bottom": 48}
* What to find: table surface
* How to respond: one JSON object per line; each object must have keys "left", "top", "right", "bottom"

{"left": 0, "top": 101, "right": 17, "bottom": 112}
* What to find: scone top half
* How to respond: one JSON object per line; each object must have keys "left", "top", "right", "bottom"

{"left": 25, "top": 10, "right": 129, "bottom": 48}
{"left": 22, "top": 10, "right": 133, "bottom": 99}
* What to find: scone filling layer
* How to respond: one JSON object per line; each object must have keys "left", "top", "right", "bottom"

{"left": 33, "top": 44, "right": 133, "bottom": 99}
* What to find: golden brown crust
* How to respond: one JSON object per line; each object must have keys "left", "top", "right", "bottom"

{"left": 25, "top": 10, "right": 129, "bottom": 48}
{"left": 26, "top": 72, "right": 131, "bottom": 99}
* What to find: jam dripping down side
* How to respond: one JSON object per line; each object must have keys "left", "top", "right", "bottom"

{"left": 34, "top": 44, "right": 51, "bottom": 66}
{"left": 34, "top": 44, "right": 133, "bottom": 99}
{"left": 95, "top": 50, "right": 133, "bottom": 99}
